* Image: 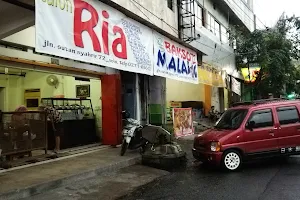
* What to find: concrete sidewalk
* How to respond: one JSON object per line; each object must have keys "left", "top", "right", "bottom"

{"left": 0, "top": 147, "right": 141, "bottom": 200}
{"left": 23, "top": 165, "right": 169, "bottom": 200}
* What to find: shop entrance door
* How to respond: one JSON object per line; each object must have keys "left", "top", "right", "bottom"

{"left": 218, "top": 88, "right": 225, "bottom": 112}
{"left": 121, "top": 72, "right": 136, "bottom": 119}
{"left": 139, "top": 74, "right": 149, "bottom": 124}
{"left": 0, "top": 87, "right": 5, "bottom": 111}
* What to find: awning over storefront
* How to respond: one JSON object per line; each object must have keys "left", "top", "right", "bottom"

{"left": 0, "top": 0, "right": 34, "bottom": 39}
{"left": 0, "top": 44, "right": 106, "bottom": 75}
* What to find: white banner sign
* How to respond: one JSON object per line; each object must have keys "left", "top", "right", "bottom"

{"left": 153, "top": 32, "right": 198, "bottom": 84}
{"left": 35, "top": 0, "right": 153, "bottom": 75}
{"left": 232, "top": 77, "right": 241, "bottom": 96}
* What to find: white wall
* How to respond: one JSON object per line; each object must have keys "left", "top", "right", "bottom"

{"left": 201, "top": 0, "right": 230, "bottom": 27}
{"left": 0, "top": 75, "right": 23, "bottom": 111}
{"left": 211, "top": 86, "right": 220, "bottom": 111}
{"left": 3, "top": 27, "right": 35, "bottom": 47}
{"left": 112, "top": 0, "right": 179, "bottom": 37}
{"left": 166, "top": 79, "right": 205, "bottom": 103}
{"left": 223, "top": 0, "right": 255, "bottom": 31}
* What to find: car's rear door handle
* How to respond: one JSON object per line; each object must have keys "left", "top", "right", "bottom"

{"left": 269, "top": 130, "right": 275, "bottom": 136}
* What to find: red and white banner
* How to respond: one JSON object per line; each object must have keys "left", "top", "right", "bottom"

{"left": 172, "top": 108, "right": 194, "bottom": 138}
{"left": 153, "top": 32, "right": 198, "bottom": 84}
{"left": 35, "top": 0, "right": 154, "bottom": 75}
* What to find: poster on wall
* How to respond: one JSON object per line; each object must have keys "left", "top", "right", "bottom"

{"left": 153, "top": 32, "right": 198, "bottom": 84}
{"left": 232, "top": 77, "right": 241, "bottom": 95}
{"left": 166, "top": 101, "right": 182, "bottom": 123}
{"left": 76, "top": 85, "right": 90, "bottom": 98}
{"left": 172, "top": 108, "right": 194, "bottom": 138}
{"left": 35, "top": 0, "right": 154, "bottom": 75}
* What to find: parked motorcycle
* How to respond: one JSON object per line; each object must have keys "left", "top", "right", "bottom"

{"left": 140, "top": 125, "right": 187, "bottom": 169}
{"left": 120, "top": 110, "right": 186, "bottom": 168}
{"left": 120, "top": 111, "right": 149, "bottom": 156}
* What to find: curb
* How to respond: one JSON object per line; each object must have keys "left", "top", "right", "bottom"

{"left": 0, "top": 156, "right": 141, "bottom": 200}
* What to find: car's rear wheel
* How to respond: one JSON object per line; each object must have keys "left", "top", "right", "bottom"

{"left": 222, "top": 150, "right": 242, "bottom": 171}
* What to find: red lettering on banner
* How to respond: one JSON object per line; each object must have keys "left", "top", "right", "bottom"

{"left": 164, "top": 41, "right": 171, "bottom": 52}
{"left": 176, "top": 47, "right": 183, "bottom": 58}
{"left": 112, "top": 26, "right": 127, "bottom": 59}
{"left": 171, "top": 45, "right": 176, "bottom": 56}
{"left": 73, "top": 0, "right": 128, "bottom": 59}
{"left": 163, "top": 39, "right": 195, "bottom": 62}
{"left": 74, "top": 0, "right": 101, "bottom": 52}
{"left": 182, "top": 49, "right": 186, "bottom": 59}
{"left": 102, "top": 11, "right": 109, "bottom": 55}
{"left": 186, "top": 52, "right": 191, "bottom": 62}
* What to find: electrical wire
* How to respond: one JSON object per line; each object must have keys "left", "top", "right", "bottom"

{"left": 252, "top": 0, "right": 270, "bottom": 29}
{"left": 129, "top": 0, "right": 227, "bottom": 53}
{"left": 129, "top": 0, "right": 257, "bottom": 60}
{"left": 174, "top": 0, "right": 267, "bottom": 30}
{"left": 230, "top": 0, "right": 267, "bottom": 29}
{"left": 130, "top": 0, "right": 240, "bottom": 67}
{"left": 211, "top": 49, "right": 257, "bottom": 63}
{"left": 211, "top": 52, "right": 235, "bottom": 63}
{"left": 129, "top": 0, "right": 152, "bottom": 22}
{"left": 173, "top": 0, "right": 267, "bottom": 31}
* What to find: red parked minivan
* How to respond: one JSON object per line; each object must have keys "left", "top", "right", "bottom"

{"left": 193, "top": 99, "right": 300, "bottom": 171}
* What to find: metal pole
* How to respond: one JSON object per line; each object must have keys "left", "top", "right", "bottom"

{"left": 247, "top": 63, "right": 253, "bottom": 100}
{"left": 254, "top": 14, "right": 257, "bottom": 30}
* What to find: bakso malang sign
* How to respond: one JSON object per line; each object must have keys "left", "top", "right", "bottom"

{"left": 35, "top": 0, "right": 154, "bottom": 75}
{"left": 153, "top": 32, "right": 198, "bottom": 84}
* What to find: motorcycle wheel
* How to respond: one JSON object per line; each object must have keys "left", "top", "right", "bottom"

{"left": 120, "top": 139, "right": 129, "bottom": 156}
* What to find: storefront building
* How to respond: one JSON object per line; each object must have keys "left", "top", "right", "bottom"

{"left": 0, "top": 42, "right": 105, "bottom": 149}
{"left": 166, "top": 62, "right": 227, "bottom": 121}
{"left": 0, "top": 0, "right": 202, "bottom": 152}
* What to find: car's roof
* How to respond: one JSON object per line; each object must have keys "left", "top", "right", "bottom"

{"left": 231, "top": 99, "right": 300, "bottom": 110}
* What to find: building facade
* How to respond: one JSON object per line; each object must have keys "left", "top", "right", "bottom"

{"left": 166, "top": 0, "right": 255, "bottom": 116}
{"left": 0, "top": 0, "right": 255, "bottom": 149}
{"left": 0, "top": 0, "right": 204, "bottom": 147}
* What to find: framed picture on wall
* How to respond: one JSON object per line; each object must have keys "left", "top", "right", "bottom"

{"left": 76, "top": 85, "right": 90, "bottom": 98}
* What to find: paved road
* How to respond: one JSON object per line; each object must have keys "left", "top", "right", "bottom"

{"left": 23, "top": 138, "right": 300, "bottom": 200}
{"left": 122, "top": 139, "right": 300, "bottom": 200}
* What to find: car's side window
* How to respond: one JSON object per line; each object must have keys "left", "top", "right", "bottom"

{"left": 276, "top": 106, "right": 300, "bottom": 125}
{"left": 247, "top": 109, "right": 273, "bottom": 129}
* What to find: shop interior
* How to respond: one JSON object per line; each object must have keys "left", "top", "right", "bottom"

{"left": 0, "top": 66, "right": 102, "bottom": 151}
